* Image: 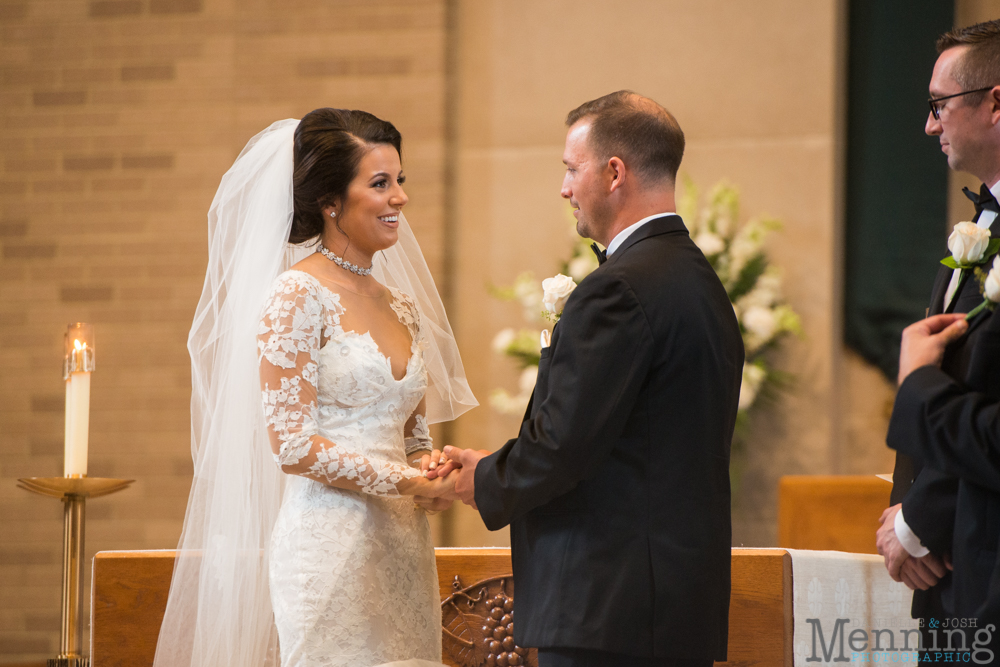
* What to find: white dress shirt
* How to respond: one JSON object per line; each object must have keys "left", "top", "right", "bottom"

{"left": 605, "top": 212, "right": 676, "bottom": 257}
{"left": 897, "top": 179, "right": 1000, "bottom": 558}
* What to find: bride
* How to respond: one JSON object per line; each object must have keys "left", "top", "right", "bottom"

{"left": 152, "top": 109, "right": 477, "bottom": 667}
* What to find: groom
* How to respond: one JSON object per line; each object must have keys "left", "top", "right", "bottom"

{"left": 441, "top": 91, "right": 744, "bottom": 667}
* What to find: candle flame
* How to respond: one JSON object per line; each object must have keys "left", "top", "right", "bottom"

{"left": 74, "top": 339, "right": 83, "bottom": 351}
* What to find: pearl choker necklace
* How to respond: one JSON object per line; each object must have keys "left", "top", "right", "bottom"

{"left": 317, "top": 244, "right": 372, "bottom": 276}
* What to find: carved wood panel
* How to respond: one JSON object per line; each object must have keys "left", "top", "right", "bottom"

{"left": 441, "top": 574, "right": 537, "bottom": 667}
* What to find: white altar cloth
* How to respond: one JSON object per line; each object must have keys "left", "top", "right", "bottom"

{"left": 787, "top": 549, "right": 920, "bottom": 665}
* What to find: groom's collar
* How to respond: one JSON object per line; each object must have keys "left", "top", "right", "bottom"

{"left": 605, "top": 212, "right": 675, "bottom": 257}
{"left": 605, "top": 214, "right": 685, "bottom": 261}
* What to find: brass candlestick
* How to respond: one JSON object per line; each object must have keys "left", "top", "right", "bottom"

{"left": 18, "top": 476, "right": 133, "bottom": 667}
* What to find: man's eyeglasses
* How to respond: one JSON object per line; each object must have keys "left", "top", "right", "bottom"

{"left": 928, "top": 87, "right": 995, "bottom": 120}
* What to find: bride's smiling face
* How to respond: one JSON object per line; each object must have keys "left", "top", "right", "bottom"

{"left": 327, "top": 144, "right": 408, "bottom": 255}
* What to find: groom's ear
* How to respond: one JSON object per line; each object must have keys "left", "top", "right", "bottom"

{"left": 607, "top": 156, "right": 627, "bottom": 193}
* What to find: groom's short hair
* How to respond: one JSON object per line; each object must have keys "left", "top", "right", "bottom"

{"left": 937, "top": 19, "right": 1000, "bottom": 92}
{"left": 566, "top": 91, "right": 684, "bottom": 185}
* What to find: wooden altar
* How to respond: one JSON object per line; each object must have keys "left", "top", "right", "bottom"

{"left": 90, "top": 548, "right": 792, "bottom": 666}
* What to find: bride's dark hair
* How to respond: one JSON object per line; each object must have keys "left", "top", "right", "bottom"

{"left": 289, "top": 108, "right": 403, "bottom": 244}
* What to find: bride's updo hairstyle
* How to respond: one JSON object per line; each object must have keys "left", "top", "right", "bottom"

{"left": 289, "top": 108, "right": 403, "bottom": 244}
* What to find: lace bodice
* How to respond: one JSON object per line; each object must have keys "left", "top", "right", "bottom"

{"left": 258, "top": 270, "right": 432, "bottom": 495}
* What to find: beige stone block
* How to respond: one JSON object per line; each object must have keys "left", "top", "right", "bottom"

{"left": 61, "top": 66, "right": 117, "bottom": 85}
{"left": 32, "top": 90, "right": 86, "bottom": 106}
{"left": 32, "top": 178, "right": 85, "bottom": 194}
{"left": 4, "top": 157, "right": 58, "bottom": 172}
{"left": 88, "top": 0, "right": 143, "bottom": 18}
{"left": 63, "top": 112, "right": 119, "bottom": 128}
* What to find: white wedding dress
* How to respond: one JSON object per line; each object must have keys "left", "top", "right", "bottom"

{"left": 258, "top": 270, "right": 444, "bottom": 667}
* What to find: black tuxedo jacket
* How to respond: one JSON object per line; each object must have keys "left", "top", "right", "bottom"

{"left": 474, "top": 215, "right": 744, "bottom": 661}
{"left": 888, "top": 293, "right": 1000, "bottom": 627}
{"left": 888, "top": 213, "right": 1000, "bottom": 617}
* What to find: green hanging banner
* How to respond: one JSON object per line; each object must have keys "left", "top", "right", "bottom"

{"left": 844, "top": 1, "right": 955, "bottom": 380}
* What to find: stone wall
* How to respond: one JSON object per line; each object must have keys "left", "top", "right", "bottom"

{"left": 0, "top": 1, "right": 447, "bottom": 661}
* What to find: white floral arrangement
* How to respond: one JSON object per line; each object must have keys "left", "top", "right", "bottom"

{"left": 489, "top": 178, "right": 802, "bottom": 437}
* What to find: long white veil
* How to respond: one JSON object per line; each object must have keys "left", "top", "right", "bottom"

{"left": 152, "top": 119, "right": 476, "bottom": 667}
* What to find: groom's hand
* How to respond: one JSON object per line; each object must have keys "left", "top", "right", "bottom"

{"left": 413, "top": 495, "right": 452, "bottom": 514}
{"left": 443, "top": 446, "right": 490, "bottom": 509}
{"left": 897, "top": 313, "right": 967, "bottom": 384}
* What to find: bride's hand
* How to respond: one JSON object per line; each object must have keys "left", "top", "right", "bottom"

{"left": 399, "top": 468, "right": 455, "bottom": 498}
{"left": 414, "top": 449, "right": 447, "bottom": 476}
{"left": 425, "top": 453, "right": 461, "bottom": 480}
{"left": 413, "top": 495, "right": 452, "bottom": 514}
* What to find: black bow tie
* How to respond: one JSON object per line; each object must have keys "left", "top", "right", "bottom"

{"left": 591, "top": 243, "right": 607, "bottom": 265}
{"left": 963, "top": 183, "right": 1000, "bottom": 217}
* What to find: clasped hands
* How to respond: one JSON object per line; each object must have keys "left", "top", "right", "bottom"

{"left": 411, "top": 446, "right": 490, "bottom": 512}
{"left": 877, "top": 504, "right": 952, "bottom": 591}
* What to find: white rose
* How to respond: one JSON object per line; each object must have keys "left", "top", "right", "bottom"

{"left": 986, "top": 255, "right": 1000, "bottom": 303}
{"left": 518, "top": 365, "right": 539, "bottom": 394}
{"left": 948, "top": 221, "right": 991, "bottom": 265}
{"left": 738, "top": 364, "right": 766, "bottom": 410}
{"left": 742, "top": 305, "right": 777, "bottom": 342}
{"left": 694, "top": 231, "right": 725, "bottom": 257}
{"left": 542, "top": 274, "right": 577, "bottom": 314}
{"left": 491, "top": 328, "right": 516, "bottom": 355}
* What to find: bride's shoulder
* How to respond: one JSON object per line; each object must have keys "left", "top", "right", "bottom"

{"left": 270, "top": 268, "right": 318, "bottom": 292}
{"left": 264, "top": 270, "right": 342, "bottom": 313}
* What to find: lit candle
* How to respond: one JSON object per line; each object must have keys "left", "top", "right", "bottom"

{"left": 63, "top": 324, "right": 95, "bottom": 478}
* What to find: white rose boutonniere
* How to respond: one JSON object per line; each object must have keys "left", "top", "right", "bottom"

{"left": 942, "top": 221, "right": 998, "bottom": 269}
{"left": 541, "top": 273, "right": 577, "bottom": 321}
{"left": 967, "top": 254, "right": 1000, "bottom": 319}
{"left": 986, "top": 259, "right": 1000, "bottom": 304}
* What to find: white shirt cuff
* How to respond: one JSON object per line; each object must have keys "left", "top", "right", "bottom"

{"left": 895, "top": 508, "right": 930, "bottom": 558}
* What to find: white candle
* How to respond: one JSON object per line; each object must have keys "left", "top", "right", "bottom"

{"left": 63, "top": 325, "right": 95, "bottom": 478}
{"left": 64, "top": 366, "right": 90, "bottom": 477}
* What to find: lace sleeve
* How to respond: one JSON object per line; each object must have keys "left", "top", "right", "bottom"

{"left": 257, "top": 273, "right": 423, "bottom": 496}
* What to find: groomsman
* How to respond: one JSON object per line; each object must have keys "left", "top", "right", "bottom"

{"left": 879, "top": 18, "right": 1000, "bottom": 641}
{"left": 442, "top": 91, "right": 744, "bottom": 667}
